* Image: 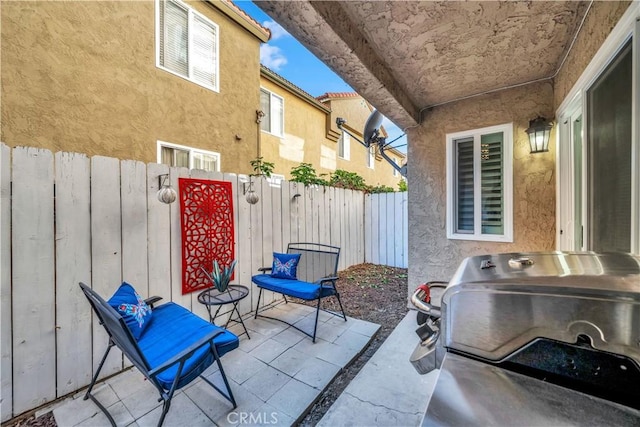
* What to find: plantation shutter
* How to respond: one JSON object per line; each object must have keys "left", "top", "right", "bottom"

{"left": 160, "top": 0, "right": 188, "bottom": 77}
{"left": 260, "top": 89, "right": 271, "bottom": 132}
{"left": 480, "top": 132, "right": 504, "bottom": 235}
{"left": 191, "top": 15, "right": 217, "bottom": 87}
{"left": 455, "top": 137, "right": 474, "bottom": 233}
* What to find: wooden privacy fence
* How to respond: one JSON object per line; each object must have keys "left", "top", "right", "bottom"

{"left": 0, "top": 144, "right": 407, "bottom": 420}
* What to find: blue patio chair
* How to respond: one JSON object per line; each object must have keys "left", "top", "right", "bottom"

{"left": 79, "top": 282, "right": 238, "bottom": 426}
{"left": 252, "top": 243, "right": 347, "bottom": 342}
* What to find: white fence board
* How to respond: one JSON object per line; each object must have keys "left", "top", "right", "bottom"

{"left": 386, "top": 192, "right": 395, "bottom": 266}
{"left": 147, "top": 163, "right": 171, "bottom": 301}
{"left": 54, "top": 152, "right": 93, "bottom": 395}
{"left": 370, "top": 195, "right": 380, "bottom": 265}
{"left": 169, "top": 167, "right": 190, "bottom": 310}
{"left": 250, "top": 177, "right": 264, "bottom": 307}
{"left": 236, "top": 175, "right": 253, "bottom": 315}
{"left": 280, "top": 181, "right": 291, "bottom": 251}
{"left": 11, "top": 147, "right": 56, "bottom": 413}
{"left": 121, "top": 160, "right": 149, "bottom": 294}
{"left": 1, "top": 144, "right": 12, "bottom": 422}
{"left": 271, "top": 184, "right": 283, "bottom": 252}
{"left": 90, "top": 156, "right": 123, "bottom": 378}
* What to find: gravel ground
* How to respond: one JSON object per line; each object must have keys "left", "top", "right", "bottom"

{"left": 8, "top": 263, "right": 409, "bottom": 427}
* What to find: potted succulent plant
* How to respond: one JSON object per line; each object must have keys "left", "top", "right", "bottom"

{"left": 210, "top": 259, "right": 237, "bottom": 293}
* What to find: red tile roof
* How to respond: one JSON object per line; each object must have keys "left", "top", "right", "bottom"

{"left": 316, "top": 92, "right": 361, "bottom": 101}
{"left": 224, "top": 0, "right": 271, "bottom": 39}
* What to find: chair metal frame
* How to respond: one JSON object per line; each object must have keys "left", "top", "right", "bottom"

{"left": 79, "top": 283, "right": 236, "bottom": 427}
{"left": 253, "top": 243, "right": 347, "bottom": 342}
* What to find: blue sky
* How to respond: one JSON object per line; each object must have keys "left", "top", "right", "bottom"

{"left": 236, "top": 1, "right": 407, "bottom": 154}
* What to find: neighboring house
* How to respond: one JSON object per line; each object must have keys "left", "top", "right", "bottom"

{"left": 259, "top": 66, "right": 405, "bottom": 188}
{"left": 254, "top": 1, "right": 640, "bottom": 289}
{"left": 318, "top": 92, "right": 407, "bottom": 186}
{"left": 1, "top": 0, "right": 269, "bottom": 174}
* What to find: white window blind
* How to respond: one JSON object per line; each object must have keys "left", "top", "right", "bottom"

{"left": 260, "top": 89, "right": 271, "bottom": 133}
{"left": 158, "top": 0, "right": 218, "bottom": 91}
{"left": 454, "top": 137, "right": 474, "bottom": 233}
{"left": 191, "top": 15, "right": 217, "bottom": 87}
{"left": 447, "top": 123, "right": 512, "bottom": 242}
{"left": 158, "top": 141, "right": 220, "bottom": 172}
{"left": 367, "top": 146, "right": 375, "bottom": 169}
{"left": 480, "top": 133, "right": 504, "bottom": 235}
{"left": 339, "top": 131, "right": 350, "bottom": 160}
{"left": 259, "top": 88, "right": 284, "bottom": 137}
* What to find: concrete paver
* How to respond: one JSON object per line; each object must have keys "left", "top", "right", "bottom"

{"left": 48, "top": 307, "right": 435, "bottom": 427}
{"left": 318, "top": 312, "right": 439, "bottom": 426}
{"left": 51, "top": 304, "right": 379, "bottom": 427}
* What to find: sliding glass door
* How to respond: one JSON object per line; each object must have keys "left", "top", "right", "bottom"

{"left": 586, "top": 40, "right": 633, "bottom": 253}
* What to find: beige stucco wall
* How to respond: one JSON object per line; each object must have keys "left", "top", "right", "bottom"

{"left": 407, "top": 81, "right": 556, "bottom": 289}
{"left": 259, "top": 78, "right": 329, "bottom": 176}
{"left": 554, "top": 1, "right": 632, "bottom": 108}
{"left": 1, "top": 0, "right": 261, "bottom": 174}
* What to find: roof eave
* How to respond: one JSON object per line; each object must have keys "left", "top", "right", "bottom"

{"left": 207, "top": 0, "right": 270, "bottom": 43}
{"left": 260, "top": 67, "right": 331, "bottom": 114}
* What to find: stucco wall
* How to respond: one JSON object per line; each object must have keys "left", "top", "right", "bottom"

{"left": 1, "top": 0, "right": 261, "bottom": 174}
{"left": 259, "top": 79, "right": 329, "bottom": 176}
{"left": 553, "top": 1, "right": 632, "bottom": 108}
{"left": 407, "top": 81, "right": 556, "bottom": 289}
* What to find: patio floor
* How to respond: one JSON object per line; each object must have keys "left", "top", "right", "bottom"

{"left": 49, "top": 303, "right": 380, "bottom": 426}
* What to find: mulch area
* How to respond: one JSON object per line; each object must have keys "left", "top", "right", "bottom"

{"left": 8, "top": 263, "right": 409, "bottom": 427}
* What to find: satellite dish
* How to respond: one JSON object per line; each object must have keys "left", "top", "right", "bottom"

{"left": 363, "top": 109, "right": 383, "bottom": 146}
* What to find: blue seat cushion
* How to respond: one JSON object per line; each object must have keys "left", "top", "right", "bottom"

{"left": 252, "top": 274, "right": 337, "bottom": 300}
{"left": 137, "top": 302, "right": 239, "bottom": 390}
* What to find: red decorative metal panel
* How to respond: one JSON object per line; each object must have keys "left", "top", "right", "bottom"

{"left": 179, "top": 178, "right": 235, "bottom": 294}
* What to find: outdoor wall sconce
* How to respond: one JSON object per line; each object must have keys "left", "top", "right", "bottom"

{"left": 157, "top": 174, "right": 177, "bottom": 204}
{"left": 525, "top": 116, "right": 553, "bottom": 153}
{"left": 243, "top": 177, "right": 259, "bottom": 205}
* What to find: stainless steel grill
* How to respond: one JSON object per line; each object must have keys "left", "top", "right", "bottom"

{"left": 411, "top": 252, "right": 640, "bottom": 425}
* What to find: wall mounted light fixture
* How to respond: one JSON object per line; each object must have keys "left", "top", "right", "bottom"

{"left": 525, "top": 116, "right": 553, "bottom": 153}
{"left": 157, "top": 174, "right": 177, "bottom": 204}
{"left": 243, "top": 177, "right": 259, "bottom": 205}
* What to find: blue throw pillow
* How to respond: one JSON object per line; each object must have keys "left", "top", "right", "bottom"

{"left": 271, "top": 252, "right": 301, "bottom": 280}
{"left": 107, "top": 282, "right": 153, "bottom": 340}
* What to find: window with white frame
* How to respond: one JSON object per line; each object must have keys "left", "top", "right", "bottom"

{"left": 158, "top": 141, "right": 220, "bottom": 172}
{"left": 393, "top": 157, "right": 398, "bottom": 176}
{"left": 367, "top": 145, "right": 375, "bottom": 169}
{"left": 157, "top": 0, "right": 219, "bottom": 91}
{"left": 260, "top": 88, "right": 284, "bottom": 137}
{"left": 446, "top": 123, "right": 513, "bottom": 242}
{"left": 338, "top": 131, "right": 350, "bottom": 160}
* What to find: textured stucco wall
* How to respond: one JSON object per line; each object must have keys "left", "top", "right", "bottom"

{"left": 554, "top": 1, "right": 632, "bottom": 108}
{"left": 1, "top": 1, "right": 261, "bottom": 174}
{"left": 407, "top": 81, "right": 556, "bottom": 290}
{"left": 259, "top": 78, "right": 328, "bottom": 177}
